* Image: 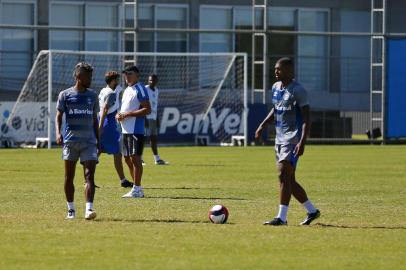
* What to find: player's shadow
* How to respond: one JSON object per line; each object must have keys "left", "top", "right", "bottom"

{"left": 314, "top": 223, "right": 406, "bottom": 230}
{"left": 145, "top": 187, "right": 218, "bottom": 190}
{"left": 183, "top": 164, "right": 226, "bottom": 167}
{"left": 144, "top": 196, "right": 247, "bottom": 201}
{"left": 95, "top": 217, "right": 234, "bottom": 225}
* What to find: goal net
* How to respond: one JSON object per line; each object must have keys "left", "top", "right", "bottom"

{"left": 6, "top": 50, "right": 247, "bottom": 147}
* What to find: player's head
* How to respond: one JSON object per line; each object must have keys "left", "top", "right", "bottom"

{"left": 74, "top": 62, "right": 93, "bottom": 88}
{"left": 148, "top": 74, "right": 158, "bottom": 88}
{"left": 275, "top": 57, "right": 294, "bottom": 82}
{"left": 122, "top": 65, "right": 139, "bottom": 86}
{"left": 105, "top": 71, "right": 120, "bottom": 90}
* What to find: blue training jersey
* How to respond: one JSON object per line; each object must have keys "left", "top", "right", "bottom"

{"left": 56, "top": 87, "right": 99, "bottom": 144}
{"left": 271, "top": 80, "right": 309, "bottom": 145}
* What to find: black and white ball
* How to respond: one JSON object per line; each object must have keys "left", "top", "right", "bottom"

{"left": 208, "top": 205, "right": 229, "bottom": 224}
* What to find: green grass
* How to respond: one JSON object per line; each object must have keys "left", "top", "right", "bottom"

{"left": 0, "top": 146, "right": 405, "bottom": 269}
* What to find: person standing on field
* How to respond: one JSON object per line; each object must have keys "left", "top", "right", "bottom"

{"left": 144, "top": 74, "right": 168, "bottom": 165}
{"left": 55, "top": 62, "right": 99, "bottom": 220}
{"left": 255, "top": 57, "right": 320, "bottom": 226}
{"left": 98, "top": 71, "right": 132, "bottom": 188}
{"left": 117, "top": 66, "right": 151, "bottom": 198}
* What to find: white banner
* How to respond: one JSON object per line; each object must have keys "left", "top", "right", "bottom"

{"left": 0, "top": 102, "right": 56, "bottom": 143}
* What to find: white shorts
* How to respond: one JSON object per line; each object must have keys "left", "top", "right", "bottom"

{"left": 275, "top": 144, "right": 299, "bottom": 167}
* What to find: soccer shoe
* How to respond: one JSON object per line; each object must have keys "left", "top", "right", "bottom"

{"left": 263, "top": 217, "right": 287, "bottom": 226}
{"left": 85, "top": 209, "right": 97, "bottom": 220}
{"left": 66, "top": 209, "right": 75, "bottom": 220}
{"left": 122, "top": 188, "right": 144, "bottom": 198}
{"left": 155, "top": 159, "right": 168, "bottom": 165}
{"left": 300, "top": 209, "right": 321, "bottom": 225}
{"left": 121, "top": 179, "right": 133, "bottom": 188}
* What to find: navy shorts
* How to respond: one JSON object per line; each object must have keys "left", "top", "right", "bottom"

{"left": 122, "top": 134, "right": 145, "bottom": 157}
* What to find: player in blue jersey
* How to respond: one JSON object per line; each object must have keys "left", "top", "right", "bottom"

{"left": 98, "top": 71, "right": 132, "bottom": 188}
{"left": 255, "top": 57, "right": 320, "bottom": 226}
{"left": 55, "top": 62, "right": 99, "bottom": 220}
{"left": 116, "top": 66, "right": 151, "bottom": 198}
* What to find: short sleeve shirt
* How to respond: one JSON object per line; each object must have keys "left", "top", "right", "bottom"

{"left": 271, "top": 80, "right": 309, "bottom": 145}
{"left": 145, "top": 85, "right": 159, "bottom": 120}
{"left": 56, "top": 87, "right": 99, "bottom": 144}
{"left": 120, "top": 82, "right": 149, "bottom": 134}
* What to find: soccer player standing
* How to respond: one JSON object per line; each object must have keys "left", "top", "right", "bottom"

{"left": 55, "top": 62, "right": 99, "bottom": 220}
{"left": 144, "top": 74, "right": 168, "bottom": 165}
{"left": 98, "top": 71, "right": 132, "bottom": 188}
{"left": 116, "top": 66, "right": 151, "bottom": 198}
{"left": 255, "top": 57, "right": 320, "bottom": 226}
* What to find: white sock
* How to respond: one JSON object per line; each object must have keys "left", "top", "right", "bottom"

{"left": 86, "top": 202, "right": 93, "bottom": 211}
{"left": 303, "top": 200, "right": 317, "bottom": 214}
{"left": 67, "top": 202, "right": 75, "bottom": 211}
{"left": 277, "top": 205, "right": 289, "bottom": 222}
{"left": 133, "top": 185, "right": 142, "bottom": 191}
{"left": 154, "top": 155, "right": 160, "bottom": 162}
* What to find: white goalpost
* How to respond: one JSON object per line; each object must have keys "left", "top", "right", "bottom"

{"left": 6, "top": 50, "right": 248, "bottom": 148}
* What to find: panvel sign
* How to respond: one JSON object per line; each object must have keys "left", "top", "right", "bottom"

{"left": 157, "top": 106, "right": 245, "bottom": 143}
{"left": 1, "top": 102, "right": 247, "bottom": 144}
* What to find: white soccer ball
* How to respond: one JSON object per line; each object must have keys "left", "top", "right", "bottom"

{"left": 208, "top": 205, "right": 229, "bottom": 224}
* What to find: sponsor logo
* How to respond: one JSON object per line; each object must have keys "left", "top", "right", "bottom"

{"left": 159, "top": 107, "right": 244, "bottom": 135}
{"left": 68, "top": 109, "right": 93, "bottom": 115}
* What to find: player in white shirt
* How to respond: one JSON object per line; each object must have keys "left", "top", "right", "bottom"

{"left": 116, "top": 66, "right": 151, "bottom": 198}
{"left": 98, "top": 71, "right": 132, "bottom": 188}
{"left": 144, "top": 74, "right": 168, "bottom": 165}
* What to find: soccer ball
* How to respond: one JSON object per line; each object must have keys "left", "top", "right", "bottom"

{"left": 208, "top": 205, "right": 229, "bottom": 224}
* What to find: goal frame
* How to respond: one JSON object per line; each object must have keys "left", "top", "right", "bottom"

{"left": 18, "top": 50, "right": 248, "bottom": 148}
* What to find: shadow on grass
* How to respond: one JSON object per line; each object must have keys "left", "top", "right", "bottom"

{"left": 95, "top": 217, "right": 234, "bottom": 225}
{"left": 144, "top": 196, "right": 247, "bottom": 201}
{"left": 314, "top": 223, "right": 406, "bottom": 230}
{"left": 183, "top": 164, "right": 226, "bottom": 167}
{"left": 145, "top": 187, "right": 218, "bottom": 190}
{"left": 93, "top": 186, "right": 223, "bottom": 191}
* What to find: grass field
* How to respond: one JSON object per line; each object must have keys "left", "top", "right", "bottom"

{"left": 0, "top": 145, "right": 405, "bottom": 269}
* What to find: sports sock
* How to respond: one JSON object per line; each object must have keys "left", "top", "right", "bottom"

{"left": 86, "top": 202, "right": 93, "bottom": 211}
{"left": 120, "top": 178, "right": 128, "bottom": 183}
{"left": 154, "top": 155, "right": 160, "bottom": 162}
{"left": 67, "top": 202, "right": 75, "bottom": 211}
{"left": 277, "top": 205, "right": 289, "bottom": 222}
{"left": 302, "top": 200, "right": 317, "bottom": 214}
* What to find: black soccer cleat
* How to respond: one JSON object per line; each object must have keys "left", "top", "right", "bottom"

{"left": 300, "top": 209, "right": 321, "bottom": 225}
{"left": 263, "top": 217, "right": 287, "bottom": 226}
{"left": 121, "top": 180, "right": 134, "bottom": 188}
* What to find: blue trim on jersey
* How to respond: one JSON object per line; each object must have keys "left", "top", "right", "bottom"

{"left": 295, "top": 105, "right": 303, "bottom": 140}
{"left": 290, "top": 146, "right": 299, "bottom": 168}
{"left": 135, "top": 84, "right": 149, "bottom": 102}
{"left": 133, "top": 117, "right": 145, "bottom": 134}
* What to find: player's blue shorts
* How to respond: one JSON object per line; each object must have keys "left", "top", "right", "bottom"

{"left": 100, "top": 112, "right": 121, "bottom": 155}
{"left": 275, "top": 144, "right": 299, "bottom": 168}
